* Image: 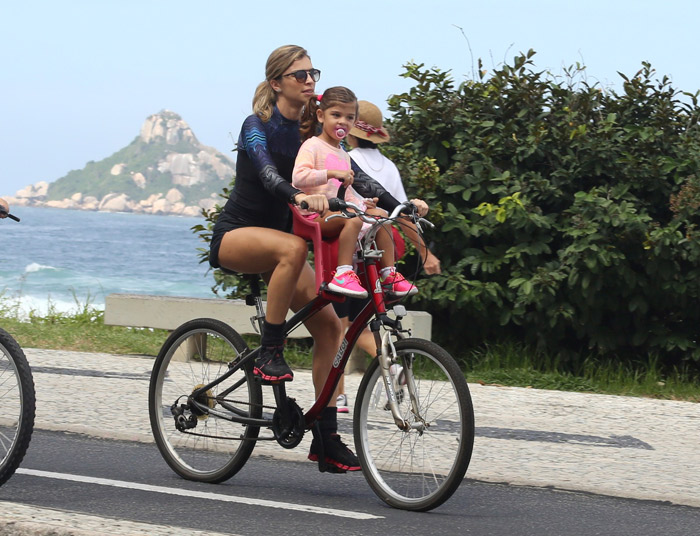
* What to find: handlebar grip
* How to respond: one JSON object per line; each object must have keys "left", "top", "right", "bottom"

{"left": 400, "top": 202, "right": 416, "bottom": 215}
{"left": 299, "top": 201, "right": 309, "bottom": 210}
{"left": 328, "top": 198, "right": 346, "bottom": 212}
{"left": 0, "top": 210, "right": 19, "bottom": 222}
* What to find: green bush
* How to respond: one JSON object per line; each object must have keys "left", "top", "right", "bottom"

{"left": 384, "top": 50, "right": 700, "bottom": 369}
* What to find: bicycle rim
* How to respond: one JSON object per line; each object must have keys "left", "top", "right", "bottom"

{"left": 149, "top": 319, "right": 262, "bottom": 483}
{"left": 354, "top": 338, "right": 474, "bottom": 511}
{"left": 0, "top": 328, "right": 35, "bottom": 487}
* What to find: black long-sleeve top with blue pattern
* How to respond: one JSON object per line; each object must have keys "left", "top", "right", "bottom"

{"left": 221, "top": 106, "right": 399, "bottom": 232}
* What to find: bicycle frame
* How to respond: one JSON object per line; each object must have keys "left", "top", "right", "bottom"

{"left": 188, "top": 201, "right": 423, "bottom": 433}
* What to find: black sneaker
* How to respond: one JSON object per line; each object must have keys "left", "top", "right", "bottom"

{"left": 308, "top": 433, "right": 361, "bottom": 472}
{"left": 253, "top": 345, "right": 293, "bottom": 382}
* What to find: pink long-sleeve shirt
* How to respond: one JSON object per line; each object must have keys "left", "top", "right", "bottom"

{"left": 292, "top": 136, "right": 367, "bottom": 215}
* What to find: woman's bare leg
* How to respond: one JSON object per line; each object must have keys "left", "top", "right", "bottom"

{"left": 217, "top": 227, "right": 308, "bottom": 324}
{"left": 289, "top": 261, "right": 343, "bottom": 404}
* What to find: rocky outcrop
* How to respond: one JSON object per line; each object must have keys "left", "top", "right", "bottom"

{"left": 14, "top": 181, "right": 49, "bottom": 201}
{"left": 140, "top": 111, "right": 197, "bottom": 145}
{"left": 7, "top": 187, "right": 217, "bottom": 216}
{"left": 6, "top": 110, "right": 233, "bottom": 217}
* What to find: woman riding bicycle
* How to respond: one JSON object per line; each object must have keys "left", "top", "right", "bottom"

{"left": 209, "top": 45, "right": 429, "bottom": 472}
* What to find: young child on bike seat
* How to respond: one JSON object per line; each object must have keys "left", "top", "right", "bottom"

{"left": 292, "top": 86, "right": 417, "bottom": 298}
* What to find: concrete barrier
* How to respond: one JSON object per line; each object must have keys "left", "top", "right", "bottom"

{"left": 104, "top": 294, "right": 431, "bottom": 372}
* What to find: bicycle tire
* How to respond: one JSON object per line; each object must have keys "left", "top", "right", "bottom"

{"left": 0, "top": 328, "right": 35, "bottom": 487}
{"left": 353, "top": 338, "right": 474, "bottom": 511}
{"left": 149, "top": 318, "right": 262, "bottom": 483}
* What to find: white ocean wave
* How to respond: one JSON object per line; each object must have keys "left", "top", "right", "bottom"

{"left": 6, "top": 294, "right": 105, "bottom": 321}
{"left": 25, "top": 262, "right": 58, "bottom": 273}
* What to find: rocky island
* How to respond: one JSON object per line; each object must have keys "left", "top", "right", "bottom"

{"left": 6, "top": 110, "right": 234, "bottom": 217}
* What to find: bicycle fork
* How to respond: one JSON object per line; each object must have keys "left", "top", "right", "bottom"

{"left": 377, "top": 327, "right": 428, "bottom": 434}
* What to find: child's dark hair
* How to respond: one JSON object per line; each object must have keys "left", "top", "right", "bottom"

{"left": 300, "top": 86, "right": 358, "bottom": 141}
{"left": 354, "top": 137, "right": 378, "bottom": 149}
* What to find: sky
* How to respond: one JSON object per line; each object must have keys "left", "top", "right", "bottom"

{"left": 2, "top": 0, "right": 699, "bottom": 197}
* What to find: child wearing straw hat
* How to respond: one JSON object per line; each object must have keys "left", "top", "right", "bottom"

{"left": 334, "top": 100, "right": 442, "bottom": 413}
{"left": 347, "top": 101, "right": 441, "bottom": 274}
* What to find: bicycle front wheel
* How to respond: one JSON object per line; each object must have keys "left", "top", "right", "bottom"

{"left": 149, "top": 318, "right": 262, "bottom": 483}
{"left": 354, "top": 338, "right": 474, "bottom": 511}
{"left": 0, "top": 328, "right": 35, "bottom": 487}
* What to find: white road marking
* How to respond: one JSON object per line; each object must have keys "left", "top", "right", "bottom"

{"left": 17, "top": 468, "right": 383, "bottom": 520}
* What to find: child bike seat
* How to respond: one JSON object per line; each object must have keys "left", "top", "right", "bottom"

{"left": 289, "top": 204, "right": 340, "bottom": 294}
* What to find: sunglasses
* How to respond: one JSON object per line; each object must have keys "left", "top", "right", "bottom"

{"left": 279, "top": 68, "right": 321, "bottom": 83}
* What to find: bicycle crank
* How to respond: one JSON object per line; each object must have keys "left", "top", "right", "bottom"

{"left": 272, "top": 398, "right": 305, "bottom": 449}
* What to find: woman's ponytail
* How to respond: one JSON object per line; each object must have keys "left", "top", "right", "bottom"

{"left": 299, "top": 95, "right": 320, "bottom": 141}
{"left": 252, "top": 81, "right": 276, "bottom": 122}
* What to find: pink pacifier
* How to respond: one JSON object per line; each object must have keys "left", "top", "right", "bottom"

{"left": 335, "top": 127, "right": 347, "bottom": 139}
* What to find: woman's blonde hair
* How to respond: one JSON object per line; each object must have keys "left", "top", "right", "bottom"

{"left": 252, "top": 45, "right": 309, "bottom": 122}
{"left": 299, "top": 86, "right": 358, "bottom": 141}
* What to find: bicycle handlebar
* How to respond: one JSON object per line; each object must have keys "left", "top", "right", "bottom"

{"left": 0, "top": 209, "right": 20, "bottom": 222}
{"left": 296, "top": 188, "right": 433, "bottom": 232}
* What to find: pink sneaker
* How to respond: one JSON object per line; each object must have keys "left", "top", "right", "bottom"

{"left": 328, "top": 270, "right": 368, "bottom": 298}
{"left": 381, "top": 271, "right": 418, "bottom": 297}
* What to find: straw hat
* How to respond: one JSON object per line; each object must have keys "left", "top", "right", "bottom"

{"left": 349, "top": 101, "right": 391, "bottom": 143}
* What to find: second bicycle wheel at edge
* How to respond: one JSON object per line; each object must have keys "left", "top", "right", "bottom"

{"left": 353, "top": 338, "right": 474, "bottom": 511}
{"left": 148, "top": 318, "right": 262, "bottom": 483}
{"left": 0, "top": 328, "right": 35, "bottom": 487}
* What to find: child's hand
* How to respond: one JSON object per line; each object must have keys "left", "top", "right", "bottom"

{"left": 364, "top": 197, "right": 379, "bottom": 209}
{"left": 330, "top": 170, "right": 354, "bottom": 187}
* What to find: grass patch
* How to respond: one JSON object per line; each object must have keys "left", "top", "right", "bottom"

{"left": 463, "top": 342, "right": 700, "bottom": 402}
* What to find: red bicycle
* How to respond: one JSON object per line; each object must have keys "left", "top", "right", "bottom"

{"left": 148, "top": 199, "right": 474, "bottom": 511}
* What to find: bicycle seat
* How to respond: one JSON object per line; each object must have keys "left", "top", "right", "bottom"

{"left": 289, "top": 204, "right": 340, "bottom": 294}
{"left": 219, "top": 268, "right": 262, "bottom": 301}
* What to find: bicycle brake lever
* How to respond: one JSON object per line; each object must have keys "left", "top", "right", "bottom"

{"left": 418, "top": 217, "right": 434, "bottom": 229}
{"left": 325, "top": 213, "right": 352, "bottom": 222}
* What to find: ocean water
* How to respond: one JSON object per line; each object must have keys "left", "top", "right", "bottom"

{"left": 0, "top": 206, "right": 216, "bottom": 317}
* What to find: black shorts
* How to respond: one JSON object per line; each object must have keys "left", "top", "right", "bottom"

{"left": 332, "top": 295, "right": 371, "bottom": 321}
{"left": 209, "top": 210, "right": 249, "bottom": 268}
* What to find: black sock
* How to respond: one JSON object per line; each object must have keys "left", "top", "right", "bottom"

{"left": 319, "top": 407, "right": 338, "bottom": 436}
{"left": 261, "top": 320, "right": 285, "bottom": 348}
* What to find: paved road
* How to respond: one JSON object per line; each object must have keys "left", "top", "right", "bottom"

{"left": 4, "top": 429, "right": 700, "bottom": 536}
{"left": 1, "top": 348, "right": 698, "bottom": 534}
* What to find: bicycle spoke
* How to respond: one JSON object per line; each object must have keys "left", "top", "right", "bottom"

{"left": 354, "top": 338, "right": 474, "bottom": 511}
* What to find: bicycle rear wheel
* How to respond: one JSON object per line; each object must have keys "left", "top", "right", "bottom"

{"left": 0, "top": 328, "right": 35, "bottom": 487}
{"left": 149, "top": 318, "right": 262, "bottom": 483}
{"left": 353, "top": 338, "right": 474, "bottom": 511}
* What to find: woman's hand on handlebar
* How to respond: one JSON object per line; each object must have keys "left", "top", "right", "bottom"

{"left": 0, "top": 198, "right": 9, "bottom": 218}
{"left": 410, "top": 198, "right": 429, "bottom": 217}
{"left": 295, "top": 193, "right": 328, "bottom": 213}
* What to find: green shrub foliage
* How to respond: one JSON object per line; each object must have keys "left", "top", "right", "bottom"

{"left": 383, "top": 50, "right": 700, "bottom": 366}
